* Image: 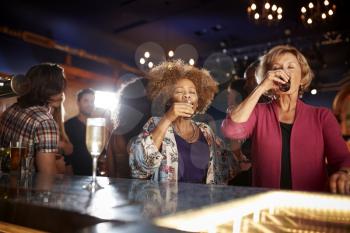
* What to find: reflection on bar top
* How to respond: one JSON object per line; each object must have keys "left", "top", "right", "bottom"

{"left": 154, "top": 191, "right": 350, "bottom": 233}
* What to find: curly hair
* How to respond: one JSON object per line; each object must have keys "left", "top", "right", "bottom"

{"left": 147, "top": 60, "right": 218, "bottom": 114}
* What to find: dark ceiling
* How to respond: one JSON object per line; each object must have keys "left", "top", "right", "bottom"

{"left": 1, "top": 0, "right": 350, "bottom": 108}
{"left": 1, "top": 0, "right": 349, "bottom": 64}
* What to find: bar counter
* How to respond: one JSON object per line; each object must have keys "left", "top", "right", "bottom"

{"left": 0, "top": 173, "right": 267, "bottom": 232}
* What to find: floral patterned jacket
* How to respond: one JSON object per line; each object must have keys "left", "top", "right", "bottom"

{"left": 129, "top": 117, "right": 240, "bottom": 184}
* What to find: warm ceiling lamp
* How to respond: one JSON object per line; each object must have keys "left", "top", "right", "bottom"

{"left": 247, "top": 1, "right": 283, "bottom": 25}
{"left": 300, "top": 0, "right": 336, "bottom": 26}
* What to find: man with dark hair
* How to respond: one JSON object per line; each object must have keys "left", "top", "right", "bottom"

{"left": 65, "top": 88, "right": 95, "bottom": 175}
{"left": 0, "top": 63, "right": 66, "bottom": 174}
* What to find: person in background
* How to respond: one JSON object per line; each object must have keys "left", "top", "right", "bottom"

{"left": 226, "top": 79, "right": 252, "bottom": 186}
{"left": 226, "top": 60, "right": 270, "bottom": 186}
{"left": 333, "top": 83, "right": 350, "bottom": 150}
{"left": 0, "top": 63, "right": 66, "bottom": 175}
{"left": 49, "top": 92, "right": 73, "bottom": 174}
{"left": 107, "top": 77, "right": 151, "bottom": 178}
{"left": 65, "top": 88, "right": 95, "bottom": 176}
{"left": 222, "top": 45, "right": 350, "bottom": 194}
{"left": 130, "top": 60, "right": 242, "bottom": 184}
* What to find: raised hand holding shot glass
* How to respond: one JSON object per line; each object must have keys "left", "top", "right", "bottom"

{"left": 84, "top": 118, "right": 106, "bottom": 191}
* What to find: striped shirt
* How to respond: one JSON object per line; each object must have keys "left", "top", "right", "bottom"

{"left": 0, "top": 103, "right": 59, "bottom": 157}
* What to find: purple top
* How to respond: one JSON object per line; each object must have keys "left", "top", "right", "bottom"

{"left": 222, "top": 100, "right": 350, "bottom": 192}
{"left": 175, "top": 131, "right": 210, "bottom": 183}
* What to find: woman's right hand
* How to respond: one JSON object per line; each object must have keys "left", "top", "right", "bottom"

{"left": 164, "top": 102, "right": 194, "bottom": 122}
{"left": 260, "top": 69, "right": 290, "bottom": 93}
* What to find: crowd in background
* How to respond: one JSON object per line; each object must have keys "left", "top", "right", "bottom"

{"left": 1, "top": 45, "right": 350, "bottom": 194}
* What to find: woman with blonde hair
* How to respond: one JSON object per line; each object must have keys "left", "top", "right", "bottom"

{"left": 49, "top": 93, "right": 73, "bottom": 174}
{"left": 130, "top": 60, "right": 241, "bottom": 184}
{"left": 222, "top": 45, "right": 350, "bottom": 194}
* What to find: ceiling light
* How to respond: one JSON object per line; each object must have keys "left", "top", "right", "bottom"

{"left": 148, "top": 61, "right": 153, "bottom": 68}
{"left": 144, "top": 51, "right": 150, "bottom": 58}
{"left": 301, "top": 0, "right": 336, "bottom": 26}
{"left": 189, "top": 59, "right": 195, "bottom": 66}
{"left": 247, "top": 1, "right": 283, "bottom": 24}
{"left": 251, "top": 3, "right": 257, "bottom": 10}
{"left": 140, "top": 58, "right": 145, "bottom": 64}
{"left": 254, "top": 13, "right": 260, "bottom": 19}
{"left": 168, "top": 50, "right": 174, "bottom": 57}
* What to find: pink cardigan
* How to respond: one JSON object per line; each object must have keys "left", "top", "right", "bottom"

{"left": 222, "top": 100, "right": 350, "bottom": 192}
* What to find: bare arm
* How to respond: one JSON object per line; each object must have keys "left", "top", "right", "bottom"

{"left": 36, "top": 152, "right": 57, "bottom": 175}
{"left": 230, "top": 69, "right": 289, "bottom": 122}
{"left": 229, "top": 85, "right": 266, "bottom": 122}
{"left": 150, "top": 117, "right": 172, "bottom": 149}
{"left": 151, "top": 102, "right": 193, "bottom": 150}
{"left": 59, "top": 140, "right": 73, "bottom": 155}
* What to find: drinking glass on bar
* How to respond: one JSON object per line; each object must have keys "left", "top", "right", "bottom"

{"left": 83, "top": 118, "right": 106, "bottom": 191}
{"left": 10, "top": 141, "right": 28, "bottom": 174}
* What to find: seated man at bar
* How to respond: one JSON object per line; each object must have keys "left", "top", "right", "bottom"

{"left": 222, "top": 45, "right": 350, "bottom": 194}
{"left": 0, "top": 63, "right": 66, "bottom": 174}
{"left": 65, "top": 88, "right": 95, "bottom": 176}
{"left": 129, "top": 60, "right": 242, "bottom": 184}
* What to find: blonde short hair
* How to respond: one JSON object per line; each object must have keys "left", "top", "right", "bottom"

{"left": 147, "top": 60, "right": 218, "bottom": 114}
{"left": 256, "top": 45, "right": 314, "bottom": 95}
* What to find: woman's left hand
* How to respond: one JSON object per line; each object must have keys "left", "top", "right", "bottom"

{"left": 329, "top": 170, "right": 350, "bottom": 194}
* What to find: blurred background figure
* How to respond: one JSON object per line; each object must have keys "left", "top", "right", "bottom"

{"left": 48, "top": 92, "right": 73, "bottom": 174}
{"left": 65, "top": 88, "right": 95, "bottom": 176}
{"left": 333, "top": 83, "right": 350, "bottom": 150}
{"left": 107, "top": 77, "right": 151, "bottom": 178}
{"left": 0, "top": 63, "right": 66, "bottom": 175}
{"left": 226, "top": 78, "right": 252, "bottom": 186}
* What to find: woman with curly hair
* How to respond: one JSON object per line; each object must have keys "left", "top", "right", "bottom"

{"left": 129, "top": 60, "right": 241, "bottom": 184}
{"left": 222, "top": 45, "right": 350, "bottom": 194}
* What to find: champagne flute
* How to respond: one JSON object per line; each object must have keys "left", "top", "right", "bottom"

{"left": 83, "top": 118, "right": 106, "bottom": 191}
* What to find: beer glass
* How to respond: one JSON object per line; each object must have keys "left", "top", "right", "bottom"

{"left": 84, "top": 118, "right": 106, "bottom": 191}
{"left": 10, "top": 141, "right": 27, "bottom": 174}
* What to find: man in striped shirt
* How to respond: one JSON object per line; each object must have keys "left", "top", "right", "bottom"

{"left": 0, "top": 63, "right": 66, "bottom": 174}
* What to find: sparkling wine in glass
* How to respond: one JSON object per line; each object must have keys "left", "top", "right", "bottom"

{"left": 84, "top": 118, "right": 106, "bottom": 191}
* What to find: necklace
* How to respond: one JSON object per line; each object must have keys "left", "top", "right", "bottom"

{"left": 173, "top": 121, "right": 198, "bottom": 143}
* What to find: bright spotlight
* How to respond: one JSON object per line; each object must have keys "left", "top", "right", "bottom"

{"left": 140, "top": 58, "right": 145, "bottom": 64}
{"left": 144, "top": 51, "right": 150, "bottom": 58}
{"left": 94, "top": 90, "right": 119, "bottom": 110}
{"left": 168, "top": 50, "right": 174, "bottom": 57}
{"left": 311, "top": 89, "right": 317, "bottom": 95}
